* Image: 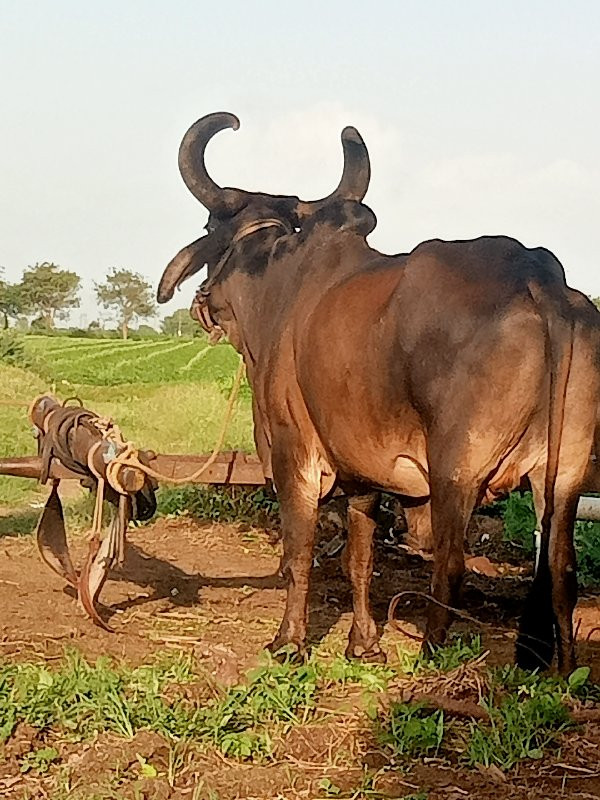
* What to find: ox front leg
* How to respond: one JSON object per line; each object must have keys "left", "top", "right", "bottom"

{"left": 267, "top": 458, "right": 320, "bottom": 659}
{"left": 344, "top": 493, "right": 385, "bottom": 662}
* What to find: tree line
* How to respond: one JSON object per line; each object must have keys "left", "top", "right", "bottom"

{"left": 0, "top": 263, "right": 197, "bottom": 339}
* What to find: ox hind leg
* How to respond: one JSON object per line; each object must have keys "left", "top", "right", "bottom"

{"left": 343, "top": 493, "right": 385, "bottom": 662}
{"left": 424, "top": 470, "right": 478, "bottom": 650}
{"left": 403, "top": 500, "right": 434, "bottom": 555}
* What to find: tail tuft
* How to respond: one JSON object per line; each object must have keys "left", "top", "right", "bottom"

{"left": 516, "top": 561, "right": 555, "bottom": 671}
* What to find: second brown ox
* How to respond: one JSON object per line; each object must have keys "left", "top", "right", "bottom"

{"left": 158, "top": 112, "right": 600, "bottom": 674}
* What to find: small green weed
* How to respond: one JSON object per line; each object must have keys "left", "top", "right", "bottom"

{"left": 378, "top": 703, "right": 445, "bottom": 758}
{"left": 20, "top": 746, "right": 59, "bottom": 774}
{"left": 135, "top": 753, "right": 159, "bottom": 778}
{"left": 416, "top": 634, "right": 483, "bottom": 673}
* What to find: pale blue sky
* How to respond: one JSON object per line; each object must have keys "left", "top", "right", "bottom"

{"left": 1, "top": 1, "right": 599, "bottom": 324}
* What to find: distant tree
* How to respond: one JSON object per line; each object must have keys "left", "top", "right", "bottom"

{"left": 591, "top": 297, "right": 600, "bottom": 312}
{"left": 162, "top": 308, "right": 199, "bottom": 337}
{"left": 0, "top": 270, "right": 25, "bottom": 329}
{"left": 135, "top": 324, "right": 160, "bottom": 339}
{"left": 19, "top": 262, "right": 81, "bottom": 330}
{"left": 29, "top": 316, "right": 48, "bottom": 332}
{"left": 95, "top": 268, "right": 156, "bottom": 340}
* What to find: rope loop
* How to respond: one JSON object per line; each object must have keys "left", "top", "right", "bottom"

{"left": 92, "top": 356, "right": 246, "bottom": 493}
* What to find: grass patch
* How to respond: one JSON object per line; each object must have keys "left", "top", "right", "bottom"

{"left": 156, "top": 485, "right": 279, "bottom": 525}
{"left": 465, "top": 666, "right": 577, "bottom": 769}
{"left": 0, "top": 364, "right": 47, "bottom": 507}
{"left": 0, "top": 491, "right": 96, "bottom": 539}
{"left": 502, "top": 490, "right": 600, "bottom": 587}
{"left": 0, "top": 639, "right": 597, "bottom": 776}
{"left": 22, "top": 336, "right": 240, "bottom": 386}
{"left": 467, "top": 691, "right": 571, "bottom": 769}
{"left": 0, "top": 649, "right": 203, "bottom": 744}
{"left": 201, "top": 658, "right": 320, "bottom": 759}
{"left": 0, "top": 651, "right": 320, "bottom": 761}
{"left": 415, "top": 634, "right": 483, "bottom": 674}
{"left": 0, "top": 361, "right": 255, "bottom": 508}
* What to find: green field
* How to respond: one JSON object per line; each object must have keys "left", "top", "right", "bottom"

{"left": 23, "top": 335, "right": 242, "bottom": 386}
{"left": 0, "top": 336, "right": 255, "bottom": 507}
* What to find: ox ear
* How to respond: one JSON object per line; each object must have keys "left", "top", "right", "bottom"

{"left": 300, "top": 200, "right": 377, "bottom": 238}
{"left": 157, "top": 234, "right": 219, "bottom": 303}
{"left": 337, "top": 201, "right": 377, "bottom": 236}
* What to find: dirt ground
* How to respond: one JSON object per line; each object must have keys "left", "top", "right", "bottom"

{"left": 1, "top": 504, "right": 600, "bottom": 799}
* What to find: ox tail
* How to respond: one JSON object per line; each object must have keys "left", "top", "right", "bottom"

{"left": 516, "top": 296, "right": 574, "bottom": 671}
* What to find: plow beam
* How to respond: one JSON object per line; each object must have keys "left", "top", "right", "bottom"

{"left": 0, "top": 454, "right": 152, "bottom": 493}
{"left": 0, "top": 452, "right": 267, "bottom": 487}
{"left": 150, "top": 452, "right": 266, "bottom": 485}
{"left": 0, "top": 456, "right": 77, "bottom": 481}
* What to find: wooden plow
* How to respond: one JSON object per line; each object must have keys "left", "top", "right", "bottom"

{"left": 0, "top": 394, "right": 266, "bottom": 631}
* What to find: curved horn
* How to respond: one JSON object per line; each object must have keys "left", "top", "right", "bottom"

{"left": 297, "top": 126, "right": 370, "bottom": 217}
{"left": 157, "top": 235, "right": 219, "bottom": 303}
{"left": 178, "top": 112, "right": 244, "bottom": 213}
{"left": 329, "top": 126, "right": 371, "bottom": 202}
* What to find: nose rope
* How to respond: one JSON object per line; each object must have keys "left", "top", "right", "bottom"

{"left": 200, "top": 218, "right": 291, "bottom": 294}
{"left": 193, "top": 217, "right": 291, "bottom": 341}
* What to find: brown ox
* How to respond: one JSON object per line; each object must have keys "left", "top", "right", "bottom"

{"left": 158, "top": 112, "right": 600, "bottom": 674}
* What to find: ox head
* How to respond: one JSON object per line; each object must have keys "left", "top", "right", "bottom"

{"left": 157, "top": 112, "right": 375, "bottom": 341}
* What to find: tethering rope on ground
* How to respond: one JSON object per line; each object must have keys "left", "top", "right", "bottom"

{"left": 387, "top": 588, "right": 566, "bottom": 669}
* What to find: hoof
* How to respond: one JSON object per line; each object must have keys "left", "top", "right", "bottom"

{"left": 345, "top": 643, "right": 387, "bottom": 664}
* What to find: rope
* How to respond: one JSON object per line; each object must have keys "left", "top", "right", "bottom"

{"left": 387, "top": 590, "right": 485, "bottom": 642}
{"left": 100, "top": 357, "right": 246, "bottom": 491}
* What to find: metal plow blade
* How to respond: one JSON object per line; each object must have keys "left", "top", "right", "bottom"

{"left": 77, "top": 496, "right": 129, "bottom": 633}
{"left": 78, "top": 532, "right": 114, "bottom": 632}
{"left": 36, "top": 483, "right": 78, "bottom": 587}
